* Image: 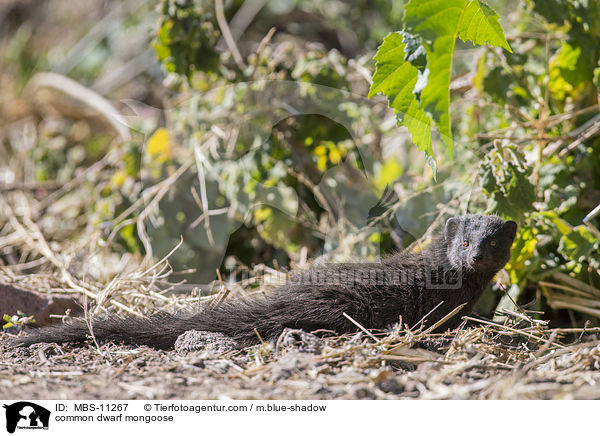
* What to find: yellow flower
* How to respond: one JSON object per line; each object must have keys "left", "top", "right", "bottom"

{"left": 329, "top": 148, "right": 342, "bottom": 164}
{"left": 146, "top": 128, "right": 170, "bottom": 163}
{"left": 314, "top": 145, "right": 327, "bottom": 156}
{"left": 317, "top": 155, "right": 328, "bottom": 171}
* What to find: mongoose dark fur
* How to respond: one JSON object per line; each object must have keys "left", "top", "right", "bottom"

{"left": 10, "top": 215, "right": 517, "bottom": 350}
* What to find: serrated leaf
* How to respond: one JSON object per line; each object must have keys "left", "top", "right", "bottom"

{"left": 404, "top": 0, "right": 465, "bottom": 42}
{"left": 457, "top": 0, "right": 512, "bottom": 52}
{"left": 480, "top": 166, "right": 497, "bottom": 195}
{"left": 369, "top": 32, "right": 435, "bottom": 169}
{"left": 549, "top": 42, "right": 591, "bottom": 100}
{"left": 559, "top": 225, "right": 598, "bottom": 263}
{"left": 505, "top": 163, "right": 536, "bottom": 210}
{"left": 403, "top": 0, "right": 511, "bottom": 158}
{"left": 370, "top": 0, "right": 511, "bottom": 171}
{"left": 404, "top": 0, "right": 464, "bottom": 158}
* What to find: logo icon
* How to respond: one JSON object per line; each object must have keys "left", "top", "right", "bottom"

{"left": 3, "top": 402, "right": 50, "bottom": 433}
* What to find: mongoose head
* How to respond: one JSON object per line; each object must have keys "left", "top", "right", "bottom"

{"left": 444, "top": 215, "right": 517, "bottom": 273}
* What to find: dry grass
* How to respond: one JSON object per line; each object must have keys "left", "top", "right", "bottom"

{"left": 2, "top": 312, "right": 600, "bottom": 399}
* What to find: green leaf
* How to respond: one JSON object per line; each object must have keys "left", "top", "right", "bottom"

{"left": 549, "top": 42, "right": 591, "bottom": 100}
{"left": 505, "top": 162, "right": 536, "bottom": 211}
{"left": 404, "top": 0, "right": 464, "bottom": 158}
{"left": 540, "top": 210, "right": 572, "bottom": 235}
{"left": 479, "top": 145, "right": 535, "bottom": 220}
{"left": 457, "top": 0, "right": 512, "bottom": 52}
{"left": 370, "top": 1, "right": 511, "bottom": 173}
{"left": 482, "top": 66, "right": 512, "bottom": 104}
{"left": 529, "top": 0, "right": 571, "bottom": 25}
{"left": 119, "top": 224, "right": 139, "bottom": 253}
{"left": 559, "top": 225, "right": 598, "bottom": 263}
{"left": 402, "top": 0, "right": 511, "bottom": 159}
{"left": 369, "top": 32, "right": 435, "bottom": 170}
{"left": 510, "top": 225, "right": 538, "bottom": 271}
{"left": 480, "top": 166, "right": 497, "bottom": 195}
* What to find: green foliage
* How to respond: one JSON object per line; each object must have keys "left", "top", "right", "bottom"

{"left": 469, "top": 0, "right": 600, "bottom": 321}
{"left": 369, "top": 0, "right": 511, "bottom": 173}
{"left": 558, "top": 225, "right": 598, "bottom": 266}
{"left": 368, "top": 32, "right": 434, "bottom": 171}
{"left": 145, "top": 1, "right": 399, "bottom": 277}
{"left": 2, "top": 312, "right": 35, "bottom": 331}
{"left": 153, "top": 0, "right": 222, "bottom": 77}
{"left": 549, "top": 42, "right": 592, "bottom": 100}
{"left": 480, "top": 143, "right": 535, "bottom": 221}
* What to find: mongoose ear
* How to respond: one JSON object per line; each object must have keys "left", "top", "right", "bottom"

{"left": 444, "top": 217, "right": 460, "bottom": 241}
{"left": 504, "top": 220, "right": 518, "bottom": 239}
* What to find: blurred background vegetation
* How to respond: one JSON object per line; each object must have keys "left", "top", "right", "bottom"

{"left": 0, "top": 0, "right": 599, "bottom": 329}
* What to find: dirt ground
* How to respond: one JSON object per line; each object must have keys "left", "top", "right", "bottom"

{"left": 2, "top": 327, "right": 600, "bottom": 400}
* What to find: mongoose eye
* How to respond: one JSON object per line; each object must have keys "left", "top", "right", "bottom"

{"left": 490, "top": 240, "right": 497, "bottom": 247}
{"left": 463, "top": 240, "right": 469, "bottom": 247}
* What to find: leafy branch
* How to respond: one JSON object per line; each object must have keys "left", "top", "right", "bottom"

{"left": 369, "top": 0, "right": 512, "bottom": 174}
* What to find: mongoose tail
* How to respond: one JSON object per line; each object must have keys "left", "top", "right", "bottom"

{"left": 11, "top": 312, "right": 186, "bottom": 349}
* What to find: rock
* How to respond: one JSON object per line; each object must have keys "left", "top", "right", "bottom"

{"left": 174, "top": 330, "right": 239, "bottom": 354}
{"left": 275, "top": 328, "right": 324, "bottom": 354}
{"left": 0, "top": 283, "right": 81, "bottom": 326}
